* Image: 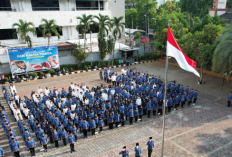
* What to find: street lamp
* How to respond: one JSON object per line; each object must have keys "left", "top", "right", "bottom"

{"left": 90, "top": 31, "right": 92, "bottom": 66}
{"left": 144, "top": 15, "right": 147, "bottom": 36}
{"left": 131, "top": 15, "right": 133, "bottom": 29}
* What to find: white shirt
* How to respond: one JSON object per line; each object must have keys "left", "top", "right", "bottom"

{"left": 10, "top": 85, "right": 17, "bottom": 94}
{"left": 111, "top": 75, "right": 117, "bottom": 81}
{"left": 20, "top": 102, "right": 26, "bottom": 111}
{"left": 23, "top": 108, "right": 30, "bottom": 117}
{"left": 71, "top": 104, "right": 76, "bottom": 111}
{"left": 38, "top": 88, "right": 43, "bottom": 94}
{"left": 44, "top": 89, "right": 50, "bottom": 96}
{"left": 84, "top": 99, "right": 89, "bottom": 105}
{"left": 70, "top": 113, "right": 75, "bottom": 120}
{"left": 63, "top": 108, "right": 68, "bottom": 114}
{"left": 136, "top": 99, "right": 142, "bottom": 106}
{"left": 70, "top": 84, "right": 75, "bottom": 90}
{"left": 90, "top": 91, "right": 95, "bottom": 97}
{"left": 102, "top": 93, "right": 108, "bottom": 101}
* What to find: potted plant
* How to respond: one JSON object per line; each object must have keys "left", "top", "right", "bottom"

{"left": 48, "top": 70, "right": 55, "bottom": 76}
{"left": 65, "top": 67, "right": 69, "bottom": 74}
{"left": 84, "top": 66, "right": 88, "bottom": 71}
{"left": 5, "top": 77, "right": 9, "bottom": 83}
{"left": 34, "top": 72, "right": 38, "bottom": 79}
{"left": 39, "top": 72, "right": 44, "bottom": 79}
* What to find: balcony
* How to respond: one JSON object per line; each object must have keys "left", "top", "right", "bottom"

{"left": 0, "top": 7, "right": 12, "bottom": 11}
{"left": 32, "top": 7, "right": 60, "bottom": 11}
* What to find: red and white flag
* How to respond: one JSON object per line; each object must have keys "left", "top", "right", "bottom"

{"left": 166, "top": 26, "right": 200, "bottom": 77}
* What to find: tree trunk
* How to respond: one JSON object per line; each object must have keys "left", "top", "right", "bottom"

{"left": 200, "top": 65, "right": 203, "bottom": 82}
{"left": 48, "top": 37, "right": 50, "bottom": 46}
{"left": 84, "top": 31, "right": 86, "bottom": 66}
{"left": 161, "top": 51, "right": 163, "bottom": 59}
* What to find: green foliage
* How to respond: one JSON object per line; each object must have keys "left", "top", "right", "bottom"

{"left": 125, "top": 8, "right": 138, "bottom": 28}
{"left": 48, "top": 70, "right": 55, "bottom": 75}
{"left": 179, "top": 0, "right": 213, "bottom": 18}
{"left": 72, "top": 44, "right": 89, "bottom": 68}
{"left": 21, "top": 75, "right": 24, "bottom": 78}
{"left": 93, "top": 13, "right": 111, "bottom": 37}
{"left": 84, "top": 66, "right": 88, "bottom": 70}
{"left": 39, "top": 72, "right": 44, "bottom": 76}
{"left": 213, "top": 24, "right": 232, "bottom": 79}
{"left": 38, "top": 19, "right": 61, "bottom": 45}
{"left": 228, "top": 1, "right": 232, "bottom": 8}
{"left": 97, "top": 64, "right": 101, "bottom": 68}
{"left": 98, "top": 34, "right": 108, "bottom": 63}
{"left": 5, "top": 77, "right": 9, "bottom": 82}
{"left": 12, "top": 19, "right": 36, "bottom": 48}
{"left": 28, "top": 72, "right": 38, "bottom": 77}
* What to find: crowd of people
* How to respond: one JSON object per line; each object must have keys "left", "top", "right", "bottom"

{"left": 0, "top": 67, "right": 199, "bottom": 157}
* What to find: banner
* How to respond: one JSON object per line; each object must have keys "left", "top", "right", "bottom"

{"left": 8, "top": 45, "right": 59, "bottom": 74}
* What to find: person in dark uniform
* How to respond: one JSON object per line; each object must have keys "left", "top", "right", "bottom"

{"left": 40, "top": 133, "right": 48, "bottom": 152}
{"left": 52, "top": 129, "right": 59, "bottom": 148}
{"left": 134, "top": 143, "right": 141, "bottom": 157}
{"left": 10, "top": 138, "right": 20, "bottom": 157}
{"left": 119, "top": 146, "right": 129, "bottom": 157}
{"left": 81, "top": 119, "right": 89, "bottom": 139}
{"left": 60, "top": 128, "right": 68, "bottom": 146}
{"left": 26, "top": 136, "right": 35, "bottom": 156}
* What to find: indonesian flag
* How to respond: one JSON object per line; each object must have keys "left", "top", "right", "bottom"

{"left": 166, "top": 26, "right": 200, "bottom": 77}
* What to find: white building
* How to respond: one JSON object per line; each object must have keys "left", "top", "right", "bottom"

{"left": 209, "top": 0, "right": 228, "bottom": 16}
{"left": 0, "top": 0, "right": 126, "bottom": 73}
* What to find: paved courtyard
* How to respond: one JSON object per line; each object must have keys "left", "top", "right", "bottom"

{"left": 1, "top": 61, "right": 232, "bottom": 157}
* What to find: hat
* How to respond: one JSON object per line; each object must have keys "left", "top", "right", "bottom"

{"left": 123, "top": 146, "right": 126, "bottom": 149}
{"left": 149, "top": 137, "right": 152, "bottom": 139}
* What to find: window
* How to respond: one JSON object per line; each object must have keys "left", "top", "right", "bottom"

{"left": 76, "top": 1, "right": 104, "bottom": 10}
{"left": 78, "top": 24, "right": 99, "bottom": 34}
{"left": 0, "top": 0, "right": 12, "bottom": 11}
{"left": 0, "top": 29, "right": 17, "bottom": 40}
{"left": 31, "top": 0, "right": 59, "bottom": 11}
{"left": 36, "top": 27, "right": 63, "bottom": 37}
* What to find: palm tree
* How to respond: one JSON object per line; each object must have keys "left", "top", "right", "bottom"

{"left": 212, "top": 23, "right": 232, "bottom": 79}
{"left": 38, "top": 19, "right": 61, "bottom": 46}
{"left": 94, "top": 13, "right": 111, "bottom": 64}
{"left": 94, "top": 13, "right": 111, "bottom": 37}
{"left": 111, "top": 16, "right": 125, "bottom": 64}
{"left": 12, "top": 19, "right": 36, "bottom": 48}
{"left": 76, "top": 14, "right": 93, "bottom": 66}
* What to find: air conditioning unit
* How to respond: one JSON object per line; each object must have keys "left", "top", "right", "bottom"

{"left": 12, "top": 8, "right": 17, "bottom": 12}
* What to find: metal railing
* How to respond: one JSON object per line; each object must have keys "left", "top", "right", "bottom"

{"left": 32, "top": 7, "right": 60, "bottom": 11}
{"left": 76, "top": 7, "right": 104, "bottom": 10}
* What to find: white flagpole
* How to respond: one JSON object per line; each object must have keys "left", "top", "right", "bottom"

{"left": 161, "top": 19, "right": 170, "bottom": 157}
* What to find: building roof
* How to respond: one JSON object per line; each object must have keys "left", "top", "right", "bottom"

{"left": 220, "top": 8, "right": 232, "bottom": 23}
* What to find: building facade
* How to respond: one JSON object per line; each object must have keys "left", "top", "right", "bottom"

{"left": 0, "top": 0, "right": 125, "bottom": 46}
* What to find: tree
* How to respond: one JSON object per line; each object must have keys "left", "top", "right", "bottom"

{"left": 111, "top": 16, "right": 125, "bottom": 64}
{"left": 72, "top": 44, "right": 89, "bottom": 69}
{"left": 94, "top": 13, "right": 111, "bottom": 64}
{"left": 179, "top": 0, "right": 214, "bottom": 18}
{"left": 76, "top": 14, "right": 93, "bottom": 66}
{"left": 134, "top": 32, "right": 141, "bottom": 47}
{"left": 38, "top": 19, "right": 61, "bottom": 46}
{"left": 213, "top": 24, "right": 232, "bottom": 79}
{"left": 125, "top": 8, "right": 138, "bottom": 28}
{"left": 12, "top": 19, "right": 36, "bottom": 48}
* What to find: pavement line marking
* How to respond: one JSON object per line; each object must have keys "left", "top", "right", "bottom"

{"left": 203, "top": 140, "right": 232, "bottom": 157}
{"left": 169, "top": 140, "right": 196, "bottom": 157}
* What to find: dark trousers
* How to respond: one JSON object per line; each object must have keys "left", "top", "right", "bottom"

{"left": 104, "top": 119, "right": 108, "bottom": 126}
{"left": 135, "top": 116, "right": 138, "bottom": 122}
{"left": 63, "top": 138, "right": 67, "bottom": 146}
{"left": 158, "top": 108, "right": 163, "bottom": 115}
{"left": 112, "top": 81, "right": 116, "bottom": 86}
{"left": 174, "top": 103, "right": 178, "bottom": 109}
{"left": 29, "top": 147, "right": 35, "bottom": 156}
{"left": 109, "top": 123, "right": 113, "bottom": 129}
{"left": 188, "top": 100, "right": 191, "bottom": 105}
{"left": 228, "top": 100, "right": 231, "bottom": 107}
{"left": 148, "top": 149, "right": 153, "bottom": 157}
{"left": 54, "top": 140, "right": 59, "bottom": 147}
{"left": 129, "top": 117, "right": 133, "bottom": 125}
{"left": 83, "top": 129, "right": 88, "bottom": 138}
{"left": 70, "top": 143, "right": 74, "bottom": 151}
{"left": 181, "top": 101, "right": 185, "bottom": 108}
{"left": 193, "top": 98, "right": 197, "bottom": 103}
{"left": 100, "top": 127, "right": 103, "bottom": 131}
{"left": 168, "top": 106, "right": 172, "bottom": 112}
{"left": 43, "top": 144, "right": 47, "bottom": 150}
{"left": 147, "top": 110, "right": 151, "bottom": 118}
{"left": 50, "top": 136, "right": 54, "bottom": 143}
{"left": 91, "top": 128, "right": 95, "bottom": 135}
{"left": 115, "top": 122, "right": 119, "bottom": 127}
{"left": 153, "top": 110, "right": 156, "bottom": 116}
{"left": 14, "top": 151, "right": 20, "bottom": 157}
{"left": 121, "top": 121, "right": 125, "bottom": 126}
{"left": 74, "top": 135, "right": 78, "bottom": 141}
{"left": 139, "top": 115, "right": 143, "bottom": 121}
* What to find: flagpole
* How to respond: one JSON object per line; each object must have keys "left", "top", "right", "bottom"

{"left": 161, "top": 19, "right": 170, "bottom": 157}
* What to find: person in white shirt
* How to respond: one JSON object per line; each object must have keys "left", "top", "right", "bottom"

{"left": 79, "top": 92, "right": 84, "bottom": 102}
{"left": 70, "top": 111, "right": 75, "bottom": 120}
{"left": 111, "top": 74, "right": 117, "bottom": 86}
{"left": 63, "top": 106, "right": 68, "bottom": 114}
{"left": 38, "top": 86, "right": 43, "bottom": 94}
{"left": 14, "top": 93, "right": 20, "bottom": 106}
{"left": 14, "top": 108, "right": 23, "bottom": 121}
{"left": 102, "top": 91, "right": 108, "bottom": 101}
{"left": 136, "top": 97, "right": 142, "bottom": 106}
{"left": 20, "top": 100, "right": 26, "bottom": 111}
{"left": 23, "top": 107, "right": 30, "bottom": 118}
{"left": 48, "top": 101, "right": 53, "bottom": 110}
{"left": 84, "top": 98, "right": 89, "bottom": 106}
{"left": 70, "top": 82, "right": 75, "bottom": 90}
{"left": 44, "top": 87, "right": 50, "bottom": 96}
{"left": 71, "top": 102, "right": 76, "bottom": 111}
{"left": 121, "top": 68, "right": 126, "bottom": 75}
{"left": 90, "top": 90, "right": 95, "bottom": 97}
{"left": 10, "top": 84, "right": 17, "bottom": 94}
